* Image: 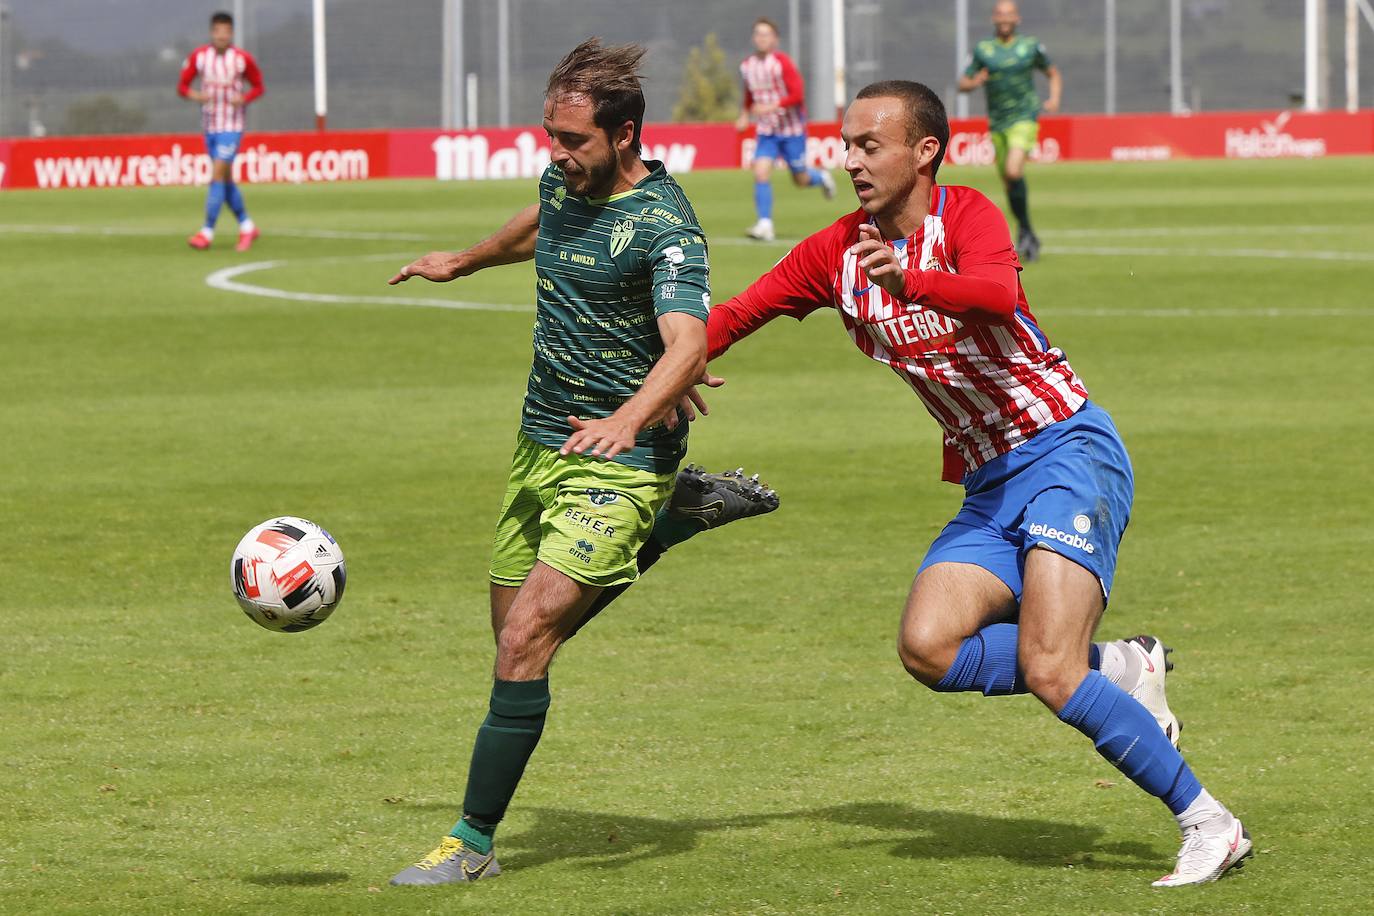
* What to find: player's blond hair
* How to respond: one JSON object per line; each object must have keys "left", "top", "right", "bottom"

{"left": 546, "top": 39, "right": 648, "bottom": 154}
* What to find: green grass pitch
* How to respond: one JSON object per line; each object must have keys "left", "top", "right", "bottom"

{"left": 1, "top": 157, "right": 1371, "bottom": 914}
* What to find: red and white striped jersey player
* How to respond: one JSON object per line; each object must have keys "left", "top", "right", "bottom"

{"left": 699, "top": 80, "right": 1250, "bottom": 888}
{"left": 735, "top": 16, "right": 834, "bottom": 241}
{"left": 177, "top": 10, "right": 264, "bottom": 252}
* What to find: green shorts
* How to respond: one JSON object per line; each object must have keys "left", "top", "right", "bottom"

{"left": 990, "top": 120, "right": 1040, "bottom": 173}
{"left": 489, "top": 433, "right": 677, "bottom": 589}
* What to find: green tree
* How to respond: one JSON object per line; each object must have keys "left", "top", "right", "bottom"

{"left": 672, "top": 33, "right": 739, "bottom": 123}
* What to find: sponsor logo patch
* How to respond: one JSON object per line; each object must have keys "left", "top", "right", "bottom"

{"left": 1073, "top": 514, "right": 1092, "bottom": 534}
{"left": 1027, "top": 522, "right": 1097, "bottom": 555}
{"left": 586, "top": 488, "right": 620, "bottom": 506}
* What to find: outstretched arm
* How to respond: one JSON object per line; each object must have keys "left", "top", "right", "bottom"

{"left": 389, "top": 203, "right": 539, "bottom": 284}
{"left": 707, "top": 226, "right": 837, "bottom": 359}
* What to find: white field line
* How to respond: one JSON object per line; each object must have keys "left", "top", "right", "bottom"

{"left": 205, "top": 252, "right": 1368, "bottom": 319}
{"left": 0, "top": 224, "right": 429, "bottom": 241}
{"left": 2, "top": 222, "right": 1366, "bottom": 246}
{"left": 205, "top": 254, "right": 534, "bottom": 313}
{"left": 1051, "top": 245, "right": 1374, "bottom": 263}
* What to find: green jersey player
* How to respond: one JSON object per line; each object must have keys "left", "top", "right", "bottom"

{"left": 958, "top": 0, "right": 1061, "bottom": 261}
{"left": 383, "top": 39, "right": 776, "bottom": 886}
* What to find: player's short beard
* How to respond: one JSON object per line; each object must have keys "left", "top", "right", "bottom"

{"left": 563, "top": 145, "right": 619, "bottom": 198}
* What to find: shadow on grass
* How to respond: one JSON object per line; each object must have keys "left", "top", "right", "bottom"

{"left": 393, "top": 801, "right": 1160, "bottom": 872}
{"left": 243, "top": 870, "right": 350, "bottom": 887}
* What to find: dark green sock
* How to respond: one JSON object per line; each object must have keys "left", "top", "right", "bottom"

{"left": 454, "top": 677, "right": 551, "bottom": 851}
{"left": 1006, "top": 178, "right": 1031, "bottom": 233}
{"left": 650, "top": 508, "right": 705, "bottom": 549}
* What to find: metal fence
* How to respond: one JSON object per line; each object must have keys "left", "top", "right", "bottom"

{"left": 1, "top": 0, "right": 1370, "bottom": 138}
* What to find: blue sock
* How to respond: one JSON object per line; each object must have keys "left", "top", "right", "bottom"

{"left": 204, "top": 181, "right": 226, "bottom": 230}
{"left": 933, "top": 623, "right": 1025, "bottom": 695}
{"left": 224, "top": 182, "right": 248, "bottom": 222}
{"left": 806, "top": 167, "right": 825, "bottom": 187}
{"left": 1058, "top": 671, "right": 1202, "bottom": 815}
{"left": 934, "top": 624, "right": 1105, "bottom": 695}
{"left": 754, "top": 180, "right": 773, "bottom": 220}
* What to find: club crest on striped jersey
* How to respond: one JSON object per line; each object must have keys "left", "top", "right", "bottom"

{"left": 609, "top": 219, "right": 635, "bottom": 257}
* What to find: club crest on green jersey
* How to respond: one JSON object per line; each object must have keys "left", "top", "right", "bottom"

{"left": 609, "top": 219, "right": 635, "bottom": 257}
{"left": 551, "top": 186, "right": 567, "bottom": 211}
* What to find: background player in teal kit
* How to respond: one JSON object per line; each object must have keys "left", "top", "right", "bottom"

{"left": 958, "top": 0, "right": 1060, "bottom": 261}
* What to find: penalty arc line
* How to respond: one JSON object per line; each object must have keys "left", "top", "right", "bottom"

{"left": 205, "top": 253, "right": 1371, "bottom": 319}
{"left": 204, "top": 256, "right": 535, "bottom": 313}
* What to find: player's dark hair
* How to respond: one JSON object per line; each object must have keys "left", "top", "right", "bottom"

{"left": 754, "top": 17, "right": 781, "bottom": 34}
{"left": 546, "top": 38, "right": 647, "bottom": 155}
{"left": 210, "top": 11, "right": 233, "bottom": 27}
{"left": 855, "top": 80, "right": 950, "bottom": 176}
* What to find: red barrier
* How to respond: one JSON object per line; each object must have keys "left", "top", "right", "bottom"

{"left": 2, "top": 110, "right": 1370, "bottom": 190}
{"left": 0, "top": 130, "right": 388, "bottom": 190}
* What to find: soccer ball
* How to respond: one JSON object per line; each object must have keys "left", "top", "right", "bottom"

{"left": 231, "top": 516, "right": 347, "bottom": 632}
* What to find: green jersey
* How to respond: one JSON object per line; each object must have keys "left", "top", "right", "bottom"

{"left": 965, "top": 35, "right": 1052, "bottom": 133}
{"left": 521, "top": 160, "right": 711, "bottom": 472}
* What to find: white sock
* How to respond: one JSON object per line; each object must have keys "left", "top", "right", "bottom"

{"left": 1096, "top": 641, "right": 1127, "bottom": 684}
{"left": 239, "top": 218, "right": 256, "bottom": 234}
{"left": 199, "top": 227, "right": 215, "bottom": 240}
{"left": 1176, "top": 789, "right": 1228, "bottom": 833}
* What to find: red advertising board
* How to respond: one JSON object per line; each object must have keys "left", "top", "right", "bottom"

{"left": 1, "top": 110, "right": 1370, "bottom": 190}
{"left": 0, "top": 130, "right": 388, "bottom": 190}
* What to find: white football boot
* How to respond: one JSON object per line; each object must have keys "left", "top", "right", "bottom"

{"left": 746, "top": 218, "right": 775, "bottom": 241}
{"left": 1120, "top": 635, "right": 1182, "bottom": 748}
{"left": 1153, "top": 815, "right": 1252, "bottom": 887}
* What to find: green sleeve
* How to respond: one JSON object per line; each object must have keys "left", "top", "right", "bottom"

{"left": 962, "top": 46, "right": 983, "bottom": 78}
{"left": 648, "top": 227, "right": 710, "bottom": 322}
{"left": 1033, "top": 40, "right": 1053, "bottom": 71}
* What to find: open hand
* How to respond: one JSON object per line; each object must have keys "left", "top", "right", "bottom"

{"left": 661, "top": 370, "right": 725, "bottom": 431}
{"left": 389, "top": 252, "right": 467, "bottom": 285}
{"left": 849, "top": 223, "right": 905, "bottom": 298}
{"left": 560, "top": 415, "right": 638, "bottom": 460}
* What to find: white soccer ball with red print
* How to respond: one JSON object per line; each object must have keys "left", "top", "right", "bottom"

{"left": 231, "top": 516, "right": 347, "bottom": 632}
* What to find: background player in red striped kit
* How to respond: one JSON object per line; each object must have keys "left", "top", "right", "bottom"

{"left": 178, "top": 11, "right": 263, "bottom": 252}
{"left": 736, "top": 17, "right": 834, "bottom": 242}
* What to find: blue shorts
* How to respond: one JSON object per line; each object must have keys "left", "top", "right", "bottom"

{"left": 753, "top": 132, "right": 808, "bottom": 174}
{"left": 205, "top": 131, "right": 243, "bottom": 162}
{"left": 917, "top": 402, "right": 1134, "bottom": 603}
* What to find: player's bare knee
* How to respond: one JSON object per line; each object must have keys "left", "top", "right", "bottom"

{"left": 495, "top": 618, "right": 557, "bottom": 676}
{"left": 897, "top": 620, "right": 955, "bottom": 688}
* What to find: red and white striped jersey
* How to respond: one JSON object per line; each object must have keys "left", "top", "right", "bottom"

{"left": 178, "top": 44, "right": 264, "bottom": 134}
{"left": 707, "top": 185, "right": 1088, "bottom": 482}
{"left": 740, "top": 51, "right": 807, "bottom": 137}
